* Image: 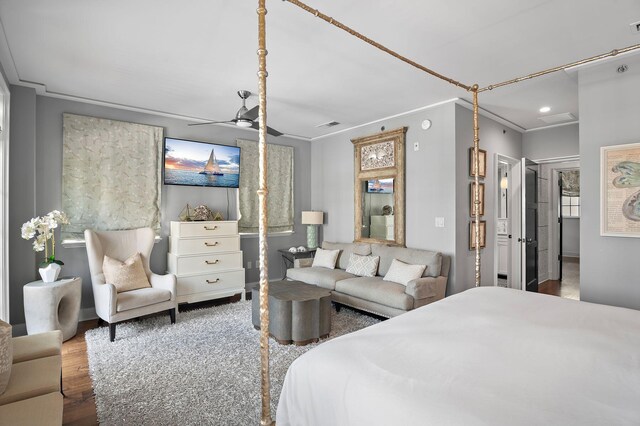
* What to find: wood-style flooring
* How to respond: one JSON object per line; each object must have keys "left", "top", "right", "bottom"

{"left": 61, "top": 294, "right": 242, "bottom": 425}
{"left": 538, "top": 257, "right": 580, "bottom": 300}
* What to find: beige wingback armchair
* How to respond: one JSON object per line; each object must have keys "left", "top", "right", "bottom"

{"left": 85, "top": 228, "right": 177, "bottom": 341}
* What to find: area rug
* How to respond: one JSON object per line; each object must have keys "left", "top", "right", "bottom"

{"left": 85, "top": 301, "right": 379, "bottom": 425}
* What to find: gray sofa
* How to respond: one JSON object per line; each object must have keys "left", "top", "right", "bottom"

{"left": 286, "top": 241, "right": 449, "bottom": 318}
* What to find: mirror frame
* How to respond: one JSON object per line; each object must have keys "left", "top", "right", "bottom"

{"left": 351, "top": 127, "right": 406, "bottom": 246}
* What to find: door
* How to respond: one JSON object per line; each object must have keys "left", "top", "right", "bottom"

{"left": 557, "top": 172, "right": 563, "bottom": 281}
{"left": 521, "top": 158, "right": 538, "bottom": 292}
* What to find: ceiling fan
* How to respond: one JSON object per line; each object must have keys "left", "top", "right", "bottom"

{"left": 189, "top": 90, "right": 283, "bottom": 137}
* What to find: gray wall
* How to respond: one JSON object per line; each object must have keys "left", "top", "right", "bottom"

{"left": 8, "top": 86, "right": 37, "bottom": 325}
{"left": 579, "top": 55, "right": 640, "bottom": 310}
{"left": 311, "top": 102, "right": 458, "bottom": 292}
{"left": 562, "top": 218, "right": 579, "bottom": 257}
{"left": 454, "top": 105, "right": 522, "bottom": 291}
{"left": 522, "top": 122, "right": 579, "bottom": 160}
{"left": 9, "top": 89, "right": 311, "bottom": 325}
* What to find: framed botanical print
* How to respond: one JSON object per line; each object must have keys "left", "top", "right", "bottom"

{"left": 469, "top": 220, "right": 486, "bottom": 250}
{"left": 601, "top": 142, "right": 640, "bottom": 237}
{"left": 469, "top": 147, "right": 487, "bottom": 178}
{"left": 469, "top": 182, "right": 485, "bottom": 216}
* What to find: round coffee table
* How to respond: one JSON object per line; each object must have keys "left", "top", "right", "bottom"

{"left": 251, "top": 280, "right": 331, "bottom": 346}
{"left": 23, "top": 277, "right": 82, "bottom": 342}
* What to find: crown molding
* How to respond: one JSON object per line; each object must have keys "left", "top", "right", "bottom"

{"left": 524, "top": 120, "right": 579, "bottom": 133}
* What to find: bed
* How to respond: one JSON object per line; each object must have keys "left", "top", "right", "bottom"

{"left": 276, "top": 287, "right": 640, "bottom": 425}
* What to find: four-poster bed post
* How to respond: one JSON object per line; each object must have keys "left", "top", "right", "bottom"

{"left": 256, "top": 1, "right": 274, "bottom": 425}
{"left": 255, "top": 0, "right": 640, "bottom": 421}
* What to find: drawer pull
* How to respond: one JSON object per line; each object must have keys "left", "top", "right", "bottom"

{"left": 204, "top": 241, "right": 219, "bottom": 247}
{"left": 206, "top": 278, "right": 220, "bottom": 284}
{"left": 205, "top": 259, "right": 220, "bottom": 265}
{"left": 204, "top": 225, "right": 218, "bottom": 231}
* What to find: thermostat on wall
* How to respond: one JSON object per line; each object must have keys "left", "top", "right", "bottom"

{"left": 421, "top": 119, "right": 432, "bottom": 130}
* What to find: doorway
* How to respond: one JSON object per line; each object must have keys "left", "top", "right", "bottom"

{"left": 537, "top": 159, "right": 580, "bottom": 300}
{"left": 494, "top": 154, "right": 520, "bottom": 289}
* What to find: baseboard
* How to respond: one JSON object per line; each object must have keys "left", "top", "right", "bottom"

{"left": 79, "top": 307, "right": 97, "bottom": 322}
{"left": 11, "top": 323, "right": 27, "bottom": 337}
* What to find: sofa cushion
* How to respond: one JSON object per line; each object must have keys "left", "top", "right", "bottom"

{"left": 322, "top": 241, "right": 371, "bottom": 270}
{"left": 0, "top": 392, "right": 62, "bottom": 426}
{"left": 12, "top": 331, "right": 62, "bottom": 364}
{"left": 286, "top": 267, "right": 357, "bottom": 291}
{"left": 0, "top": 355, "right": 61, "bottom": 406}
{"left": 345, "top": 254, "right": 380, "bottom": 277}
{"left": 116, "top": 287, "right": 171, "bottom": 312}
{"left": 335, "top": 277, "right": 413, "bottom": 311}
{"left": 372, "top": 245, "right": 442, "bottom": 278}
{"left": 312, "top": 248, "right": 340, "bottom": 269}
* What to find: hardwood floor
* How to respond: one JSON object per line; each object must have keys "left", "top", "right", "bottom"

{"left": 538, "top": 257, "right": 580, "bottom": 300}
{"left": 61, "top": 294, "right": 242, "bottom": 425}
{"left": 62, "top": 320, "right": 98, "bottom": 425}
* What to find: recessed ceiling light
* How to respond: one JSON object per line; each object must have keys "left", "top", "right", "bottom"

{"left": 539, "top": 106, "right": 551, "bottom": 113}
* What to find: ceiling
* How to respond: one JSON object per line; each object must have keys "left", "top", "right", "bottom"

{"left": 0, "top": 0, "right": 638, "bottom": 139}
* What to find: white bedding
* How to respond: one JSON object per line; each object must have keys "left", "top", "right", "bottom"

{"left": 277, "top": 287, "right": 640, "bottom": 426}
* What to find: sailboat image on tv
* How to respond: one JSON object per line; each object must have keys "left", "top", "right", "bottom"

{"left": 199, "top": 149, "right": 224, "bottom": 176}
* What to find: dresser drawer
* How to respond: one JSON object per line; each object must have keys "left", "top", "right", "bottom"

{"left": 168, "top": 252, "right": 243, "bottom": 275}
{"left": 169, "top": 235, "right": 240, "bottom": 255}
{"left": 170, "top": 221, "right": 238, "bottom": 238}
{"left": 177, "top": 269, "right": 245, "bottom": 296}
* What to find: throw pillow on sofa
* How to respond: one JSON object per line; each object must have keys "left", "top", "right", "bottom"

{"left": 103, "top": 252, "right": 152, "bottom": 293}
{"left": 346, "top": 253, "right": 380, "bottom": 277}
{"left": 383, "top": 258, "right": 427, "bottom": 286}
{"left": 312, "top": 248, "right": 340, "bottom": 269}
{"left": 0, "top": 319, "right": 11, "bottom": 395}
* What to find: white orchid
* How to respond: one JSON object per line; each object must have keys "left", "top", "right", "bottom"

{"left": 21, "top": 210, "right": 70, "bottom": 266}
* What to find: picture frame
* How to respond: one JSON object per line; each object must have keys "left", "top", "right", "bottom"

{"left": 469, "top": 182, "right": 485, "bottom": 216}
{"left": 469, "top": 220, "right": 486, "bottom": 250}
{"left": 469, "top": 147, "right": 487, "bottom": 178}
{"left": 600, "top": 142, "right": 640, "bottom": 237}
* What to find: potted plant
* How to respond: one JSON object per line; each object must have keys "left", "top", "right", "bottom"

{"left": 21, "top": 210, "right": 70, "bottom": 283}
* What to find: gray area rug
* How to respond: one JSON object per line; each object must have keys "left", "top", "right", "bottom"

{"left": 85, "top": 301, "right": 379, "bottom": 425}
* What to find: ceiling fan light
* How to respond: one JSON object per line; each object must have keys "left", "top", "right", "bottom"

{"left": 236, "top": 119, "right": 253, "bottom": 128}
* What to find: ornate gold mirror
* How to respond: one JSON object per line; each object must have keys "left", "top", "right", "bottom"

{"left": 352, "top": 127, "right": 406, "bottom": 246}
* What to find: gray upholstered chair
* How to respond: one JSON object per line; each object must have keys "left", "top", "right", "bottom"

{"left": 84, "top": 228, "right": 177, "bottom": 341}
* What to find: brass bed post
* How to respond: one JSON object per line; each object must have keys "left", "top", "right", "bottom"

{"left": 256, "top": 0, "right": 274, "bottom": 424}
{"left": 472, "top": 85, "right": 481, "bottom": 287}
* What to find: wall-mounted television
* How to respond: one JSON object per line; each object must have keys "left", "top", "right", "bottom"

{"left": 163, "top": 137, "right": 241, "bottom": 188}
{"left": 367, "top": 178, "right": 394, "bottom": 194}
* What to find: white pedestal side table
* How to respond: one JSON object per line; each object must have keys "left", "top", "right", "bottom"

{"left": 23, "top": 277, "right": 82, "bottom": 342}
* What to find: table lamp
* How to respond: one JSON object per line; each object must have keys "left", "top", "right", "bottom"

{"left": 301, "top": 211, "right": 324, "bottom": 249}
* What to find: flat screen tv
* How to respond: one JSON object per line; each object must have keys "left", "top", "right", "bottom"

{"left": 163, "top": 137, "right": 241, "bottom": 188}
{"left": 367, "top": 178, "right": 394, "bottom": 194}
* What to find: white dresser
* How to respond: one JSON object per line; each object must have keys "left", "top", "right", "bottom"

{"left": 370, "top": 215, "right": 394, "bottom": 240}
{"left": 168, "top": 221, "right": 245, "bottom": 304}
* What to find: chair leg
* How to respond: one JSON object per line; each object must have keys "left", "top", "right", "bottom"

{"left": 97, "top": 317, "right": 104, "bottom": 327}
{"left": 169, "top": 308, "right": 176, "bottom": 324}
{"left": 109, "top": 323, "right": 116, "bottom": 342}
{"left": 60, "top": 372, "right": 65, "bottom": 398}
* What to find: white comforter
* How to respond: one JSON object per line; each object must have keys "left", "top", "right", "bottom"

{"left": 277, "top": 287, "right": 640, "bottom": 426}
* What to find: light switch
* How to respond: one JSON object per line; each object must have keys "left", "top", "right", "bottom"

{"left": 413, "top": 141, "right": 420, "bottom": 151}
{"left": 435, "top": 217, "right": 445, "bottom": 228}
{"left": 247, "top": 261, "right": 252, "bottom": 269}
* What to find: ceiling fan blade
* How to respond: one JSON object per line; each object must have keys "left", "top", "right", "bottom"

{"left": 188, "top": 119, "right": 235, "bottom": 127}
{"left": 250, "top": 121, "right": 284, "bottom": 137}
{"left": 240, "top": 105, "right": 259, "bottom": 121}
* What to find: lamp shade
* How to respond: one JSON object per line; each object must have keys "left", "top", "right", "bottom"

{"left": 301, "top": 211, "right": 323, "bottom": 225}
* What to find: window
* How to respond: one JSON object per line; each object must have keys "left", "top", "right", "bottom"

{"left": 561, "top": 169, "right": 580, "bottom": 218}
{"left": 562, "top": 196, "right": 580, "bottom": 217}
{"left": 237, "top": 139, "right": 294, "bottom": 234}
{"left": 61, "top": 114, "right": 163, "bottom": 243}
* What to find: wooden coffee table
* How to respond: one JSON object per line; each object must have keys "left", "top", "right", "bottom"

{"left": 251, "top": 280, "right": 331, "bottom": 346}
